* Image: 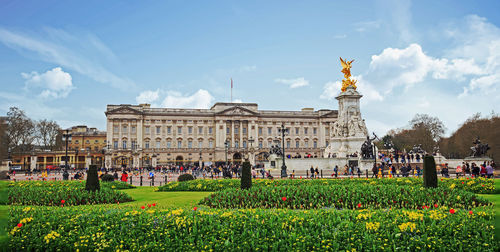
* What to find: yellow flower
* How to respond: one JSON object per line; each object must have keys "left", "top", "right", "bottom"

{"left": 398, "top": 222, "right": 417, "bottom": 232}
{"left": 365, "top": 222, "right": 380, "bottom": 231}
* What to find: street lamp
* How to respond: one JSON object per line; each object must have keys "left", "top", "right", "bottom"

{"left": 62, "top": 129, "right": 72, "bottom": 171}
{"left": 278, "top": 124, "right": 289, "bottom": 178}
{"left": 224, "top": 139, "right": 229, "bottom": 166}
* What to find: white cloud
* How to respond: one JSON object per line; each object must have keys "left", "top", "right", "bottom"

{"left": 0, "top": 27, "right": 135, "bottom": 90}
{"left": 334, "top": 34, "right": 347, "bottom": 39}
{"left": 21, "top": 67, "right": 74, "bottom": 99}
{"left": 161, "top": 89, "right": 214, "bottom": 109}
{"left": 233, "top": 99, "right": 243, "bottom": 103}
{"left": 136, "top": 89, "right": 160, "bottom": 104}
{"left": 274, "top": 77, "right": 309, "bottom": 88}
{"left": 320, "top": 76, "right": 383, "bottom": 104}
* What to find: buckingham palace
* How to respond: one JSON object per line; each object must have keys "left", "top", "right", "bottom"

{"left": 104, "top": 102, "right": 339, "bottom": 168}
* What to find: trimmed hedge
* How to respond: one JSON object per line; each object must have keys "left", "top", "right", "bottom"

{"left": 178, "top": 173, "right": 195, "bottom": 182}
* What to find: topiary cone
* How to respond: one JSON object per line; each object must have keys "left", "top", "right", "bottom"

{"left": 85, "top": 164, "right": 100, "bottom": 192}
{"left": 241, "top": 161, "right": 252, "bottom": 190}
{"left": 423, "top": 155, "right": 438, "bottom": 188}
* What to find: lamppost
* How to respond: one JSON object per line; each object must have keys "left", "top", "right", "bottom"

{"left": 199, "top": 150, "right": 202, "bottom": 168}
{"left": 62, "top": 129, "right": 72, "bottom": 171}
{"left": 278, "top": 124, "right": 289, "bottom": 178}
{"left": 224, "top": 139, "right": 229, "bottom": 166}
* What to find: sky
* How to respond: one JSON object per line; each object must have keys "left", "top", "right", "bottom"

{"left": 0, "top": 0, "right": 499, "bottom": 136}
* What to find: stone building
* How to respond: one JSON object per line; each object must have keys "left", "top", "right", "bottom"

{"left": 66, "top": 125, "right": 107, "bottom": 153}
{"left": 104, "top": 102, "right": 339, "bottom": 168}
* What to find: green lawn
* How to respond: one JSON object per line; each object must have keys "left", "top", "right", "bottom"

{"left": 0, "top": 180, "right": 9, "bottom": 247}
{"left": 478, "top": 179, "right": 500, "bottom": 241}
{"left": 120, "top": 187, "right": 211, "bottom": 209}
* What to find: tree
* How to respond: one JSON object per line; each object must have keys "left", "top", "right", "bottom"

{"left": 35, "top": 119, "right": 61, "bottom": 150}
{"left": 409, "top": 114, "right": 446, "bottom": 142}
{"left": 5, "top": 107, "right": 36, "bottom": 153}
{"left": 439, "top": 112, "right": 499, "bottom": 161}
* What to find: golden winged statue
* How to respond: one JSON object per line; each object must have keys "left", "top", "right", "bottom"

{"left": 340, "top": 57, "right": 357, "bottom": 92}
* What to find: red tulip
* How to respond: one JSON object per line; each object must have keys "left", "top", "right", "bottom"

{"left": 469, "top": 210, "right": 473, "bottom": 215}
{"left": 466, "top": 177, "right": 469, "bottom": 180}
{"left": 193, "top": 207, "right": 198, "bottom": 211}
{"left": 61, "top": 200, "right": 65, "bottom": 204}
{"left": 282, "top": 197, "right": 287, "bottom": 201}
{"left": 357, "top": 203, "right": 362, "bottom": 208}
{"left": 141, "top": 206, "right": 145, "bottom": 209}
{"left": 449, "top": 208, "right": 455, "bottom": 214}
{"left": 461, "top": 182, "right": 464, "bottom": 184}
{"left": 434, "top": 204, "right": 438, "bottom": 208}
{"left": 481, "top": 184, "right": 484, "bottom": 187}
{"left": 17, "top": 223, "right": 22, "bottom": 228}
{"left": 441, "top": 178, "right": 443, "bottom": 181}
{"left": 152, "top": 203, "right": 156, "bottom": 207}
{"left": 148, "top": 204, "right": 151, "bottom": 208}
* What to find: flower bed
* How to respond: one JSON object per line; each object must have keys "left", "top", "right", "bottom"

{"left": 102, "top": 181, "right": 136, "bottom": 190}
{"left": 158, "top": 177, "right": 495, "bottom": 193}
{"left": 8, "top": 181, "right": 133, "bottom": 206}
{"left": 8, "top": 205, "right": 497, "bottom": 251}
{"left": 200, "top": 184, "right": 489, "bottom": 210}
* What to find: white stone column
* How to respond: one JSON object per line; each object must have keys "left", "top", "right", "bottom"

{"left": 240, "top": 121, "right": 243, "bottom": 149}
{"left": 231, "top": 121, "right": 235, "bottom": 147}
{"left": 30, "top": 155, "right": 37, "bottom": 171}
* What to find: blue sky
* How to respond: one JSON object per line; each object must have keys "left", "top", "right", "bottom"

{"left": 0, "top": 0, "right": 499, "bottom": 136}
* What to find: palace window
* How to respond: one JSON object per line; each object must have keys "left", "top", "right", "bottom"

{"left": 113, "top": 141, "right": 118, "bottom": 149}
{"left": 295, "top": 141, "right": 300, "bottom": 148}
{"left": 131, "top": 140, "right": 137, "bottom": 149}
{"left": 156, "top": 140, "right": 161, "bottom": 149}
{"left": 305, "top": 141, "right": 309, "bottom": 148}
{"left": 123, "top": 125, "right": 128, "bottom": 133}
{"left": 188, "top": 140, "right": 193, "bottom": 148}
{"left": 258, "top": 127, "right": 262, "bottom": 135}
{"left": 235, "top": 127, "right": 239, "bottom": 134}
{"left": 198, "top": 141, "right": 203, "bottom": 148}
{"left": 198, "top": 127, "right": 203, "bottom": 134}
{"left": 156, "top": 126, "right": 161, "bottom": 134}
{"left": 145, "top": 127, "right": 150, "bottom": 134}
{"left": 268, "top": 127, "right": 272, "bottom": 135}
{"left": 208, "top": 127, "right": 213, "bottom": 134}
{"left": 287, "top": 140, "right": 291, "bottom": 148}
{"left": 325, "top": 127, "right": 329, "bottom": 136}
{"left": 178, "top": 140, "right": 182, "bottom": 148}
{"left": 313, "top": 128, "right": 317, "bottom": 135}
{"left": 113, "top": 126, "right": 118, "bottom": 133}
{"left": 167, "top": 141, "right": 171, "bottom": 148}
{"left": 122, "top": 141, "right": 127, "bottom": 149}
{"left": 295, "top": 128, "right": 299, "bottom": 134}
{"left": 178, "top": 127, "right": 182, "bottom": 134}
{"left": 188, "top": 127, "right": 193, "bottom": 134}
{"left": 131, "top": 126, "right": 136, "bottom": 134}
{"left": 235, "top": 141, "right": 239, "bottom": 148}
{"left": 209, "top": 140, "right": 213, "bottom": 148}
{"left": 167, "top": 126, "right": 171, "bottom": 134}
{"left": 145, "top": 141, "right": 150, "bottom": 149}
{"left": 258, "top": 141, "right": 263, "bottom": 148}
{"left": 243, "top": 127, "right": 247, "bottom": 134}
{"left": 243, "top": 141, "right": 247, "bottom": 148}
{"left": 268, "top": 140, "right": 272, "bottom": 147}
{"left": 304, "top": 128, "right": 308, "bottom": 134}
{"left": 226, "top": 127, "right": 230, "bottom": 134}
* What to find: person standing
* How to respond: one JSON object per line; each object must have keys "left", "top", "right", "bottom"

{"left": 121, "top": 171, "right": 128, "bottom": 182}
{"left": 486, "top": 162, "right": 494, "bottom": 178}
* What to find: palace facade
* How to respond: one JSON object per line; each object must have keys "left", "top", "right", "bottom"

{"left": 105, "top": 102, "right": 338, "bottom": 168}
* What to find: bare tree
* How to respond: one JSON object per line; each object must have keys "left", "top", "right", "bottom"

{"left": 409, "top": 114, "right": 446, "bottom": 142}
{"left": 35, "top": 119, "right": 61, "bottom": 150}
{"left": 5, "top": 107, "right": 36, "bottom": 153}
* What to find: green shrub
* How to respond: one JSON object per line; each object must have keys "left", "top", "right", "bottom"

{"left": 423, "top": 155, "right": 438, "bottom": 188}
{"left": 241, "top": 162, "right": 252, "bottom": 190}
{"left": 100, "top": 174, "right": 115, "bottom": 182}
{"left": 178, "top": 173, "right": 195, "bottom": 182}
{"left": 85, "top": 165, "right": 100, "bottom": 192}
